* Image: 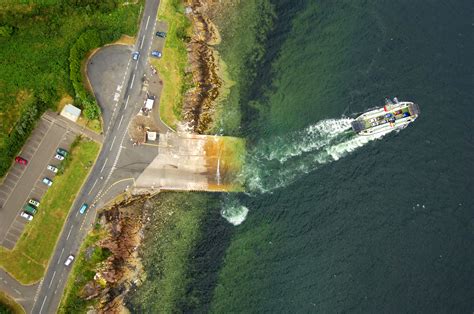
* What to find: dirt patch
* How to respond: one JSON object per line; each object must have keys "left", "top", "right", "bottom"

{"left": 129, "top": 114, "right": 160, "bottom": 144}
{"left": 56, "top": 94, "right": 74, "bottom": 113}
{"left": 111, "top": 35, "right": 136, "bottom": 46}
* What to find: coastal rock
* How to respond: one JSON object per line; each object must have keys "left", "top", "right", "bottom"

{"left": 182, "top": 0, "right": 224, "bottom": 134}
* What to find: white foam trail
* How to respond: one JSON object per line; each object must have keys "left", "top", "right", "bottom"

{"left": 242, "top": 118, "right": 390, "bottom": 193}
{"left": 222, "top": 117, "right": 393, "bottom": 225}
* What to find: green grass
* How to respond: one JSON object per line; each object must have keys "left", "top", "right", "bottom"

{"left": 153, "top": 0, "right": 192, "bottom": 129}
{"left": 58, "top": 225, "right": 110, "bottom": 314}
{"left": 0, "top": 138, "right": 100, "bottom": 284}
{"left": 0, "top": 290, "right": 25, "bottom": 314}
{"left": 0, "top": 1, "right": 141, "bottom": 176}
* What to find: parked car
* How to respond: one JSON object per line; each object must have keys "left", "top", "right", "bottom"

{"left": 42, "top": 177, "right": 53, "bottom": 186}
{"left": 23, "top": 204, "right": 37, "bottom": 215}
{"left": 155, "top": 31, "right": 167, "bottom": 38}
{"left": 20, "top": 212, "right": 33, "bottom": 221}
{"left": 151, "top": 50, "right": 162, "bottom": 58}
{"left": 79, "top": 203, "right": 88, "bottom": 214}
{"left": 15, "top": 156, "right": 28, "bottom": 165}
{"left": 47, "top": 165, "right": 58, "bottom": 173}
{"left": 64, "top": 254, "right": 75, "bottom": 266}
{"left": 56, "top": 148, "right": 68, "bottom": 156}
{"left": 132, "top": 51, "right": 140, "bottom": 60}
{"left": 54, "top": 154, "right": 64, "bottom": 161}
{"left": 28, "top": 199, "right": 40, "bottom": 207}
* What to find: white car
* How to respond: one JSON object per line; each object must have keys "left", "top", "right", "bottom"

{"left": 28, "top": 199, "right": 40, "bottom": 207}
{"left": 20, "top": 211, "right": 33, "bottom": 221}
{"left": 54, "top": 154, "right": 64, "bottom": 161}
{"left": 42, "top": 177, "right": 53, "bottom": 186}
{"left": 47, "top": 165, "right": 58, "bottom": 173}
{"left": 64, "top": 254, "right": 75, "bottom": 266}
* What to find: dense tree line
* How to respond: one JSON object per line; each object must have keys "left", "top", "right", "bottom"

{"left": 0, "top": 1, "right": 142, "bottom": 177}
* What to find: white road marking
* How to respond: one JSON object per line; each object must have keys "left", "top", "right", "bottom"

{"left": 66, "top": 226, "right": 73, "bottom": 240}
{"left": 100, "top": 158, "right": 108, "bottom": 173}
{"left": 145, "top": 15, "right": 150, "bottom": 29}
{"left": 124, "top": 95, "right": 130, "bottom": 109}
{"left": 118, "top": 115, "right": 124, "bottom": 128}
{"left": 48, "top": 271, "right": 56, "bottom": 288}
{"left": 140, "top": 35, "right": 145, "bottom": 49}
{"left": 135, "top": 61, "right": 139, "bottom": 70}
{"left": 14, "top": 288, "right": 21, "bottom": 295}
{"left": 90, "top": 178, "right": 98, "bottom": 192}
{"left": 130, "top": 73, "right": 136, "bottom": 89}
{"left": 57, "top": 247, "right": 65, "bottom": 265}
{"left": 39, "top": 296, "right": 47, "bottom": 314}
{"left": 110, "top": 136, "right": 117, "bottom": 151}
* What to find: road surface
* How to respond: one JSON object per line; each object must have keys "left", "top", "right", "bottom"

{"left": 30, "top": 1, "right": 161, "bottom": 312}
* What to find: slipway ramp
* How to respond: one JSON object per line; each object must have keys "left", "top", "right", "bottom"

{"left": 132, "top": 132, "right": 245, "bottom": 194}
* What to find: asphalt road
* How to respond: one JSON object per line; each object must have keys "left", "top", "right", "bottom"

{"left": 30, "top": 1, "right": 161, "bottom": 312}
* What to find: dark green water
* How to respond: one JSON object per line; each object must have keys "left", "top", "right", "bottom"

{"left": 213, "top": 0, "right": 474, "bottom": 312}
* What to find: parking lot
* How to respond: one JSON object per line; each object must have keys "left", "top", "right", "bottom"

{"left": 0, "top": 116, "right": 76, "bottom": 249}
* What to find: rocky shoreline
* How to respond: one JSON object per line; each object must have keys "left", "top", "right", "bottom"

{"left": 68, "top": 2, "right": 233, "bottom": 311}
{"left": 74, "top": 196, "right": 148, "bottom": 313}
{"left": 182, "top": 0, "right": 224, "bottom": 134}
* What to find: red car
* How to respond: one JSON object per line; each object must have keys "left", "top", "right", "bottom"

{"left": 15, "top": 156, "right": 28, "bottom": 165}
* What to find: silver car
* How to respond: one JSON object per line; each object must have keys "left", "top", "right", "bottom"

{"left": 20, "top": 211, "right": 33, "bottom": 221}
{"left": 47, "top": 165, "right": 58, "bottom": 173}
{"left": 64, "top": 254, "right": 75, "bottom": 266}
{"left": 29, "top": 199, "right": 40, "bottom": 207}
{"left": 54, "top": 154, "right": 64, "bottom": 161}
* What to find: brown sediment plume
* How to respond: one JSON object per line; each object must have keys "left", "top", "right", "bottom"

{"left": 183, "top": 0, "right": 223, "bottom": 134}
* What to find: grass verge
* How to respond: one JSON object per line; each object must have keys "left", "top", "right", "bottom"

{"left": 0, "top": 137, "right": 100, "bottom": 284}
{"left": 58, "top": 224, "right": 110, "bottom": 314}
{"left": 153, "top": 0, "right": 192, "bottom": 129}
{"left": 0, "top": 291, "right": 25, "bottom": 314}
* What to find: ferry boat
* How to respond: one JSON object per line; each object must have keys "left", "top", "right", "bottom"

{"left": 351, "top": 98, "right": 420, "bottom": 136}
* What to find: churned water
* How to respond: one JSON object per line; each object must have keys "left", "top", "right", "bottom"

{"left": 211, "top": 0, "right": 474, "bottom": 313}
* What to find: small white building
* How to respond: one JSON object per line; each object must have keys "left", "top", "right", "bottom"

{"left": 60, "top": 104, "right": 81, "bottom": 122}
{"left": 147, "top": 131, "right": 157, "bottom": 141}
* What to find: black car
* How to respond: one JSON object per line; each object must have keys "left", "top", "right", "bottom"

{"left": 155, "top": 31, "right": 167, "bottom": 38}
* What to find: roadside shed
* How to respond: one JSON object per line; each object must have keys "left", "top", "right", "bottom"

{"left": 60, "top": 104, "right": 81, "bottom": 122}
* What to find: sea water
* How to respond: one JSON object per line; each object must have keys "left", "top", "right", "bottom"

{"left": 130, "top": 0, "right": 473, "bottom": 312}
{"left": 211, "top": 0, "right": 473, "bottom": 312}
